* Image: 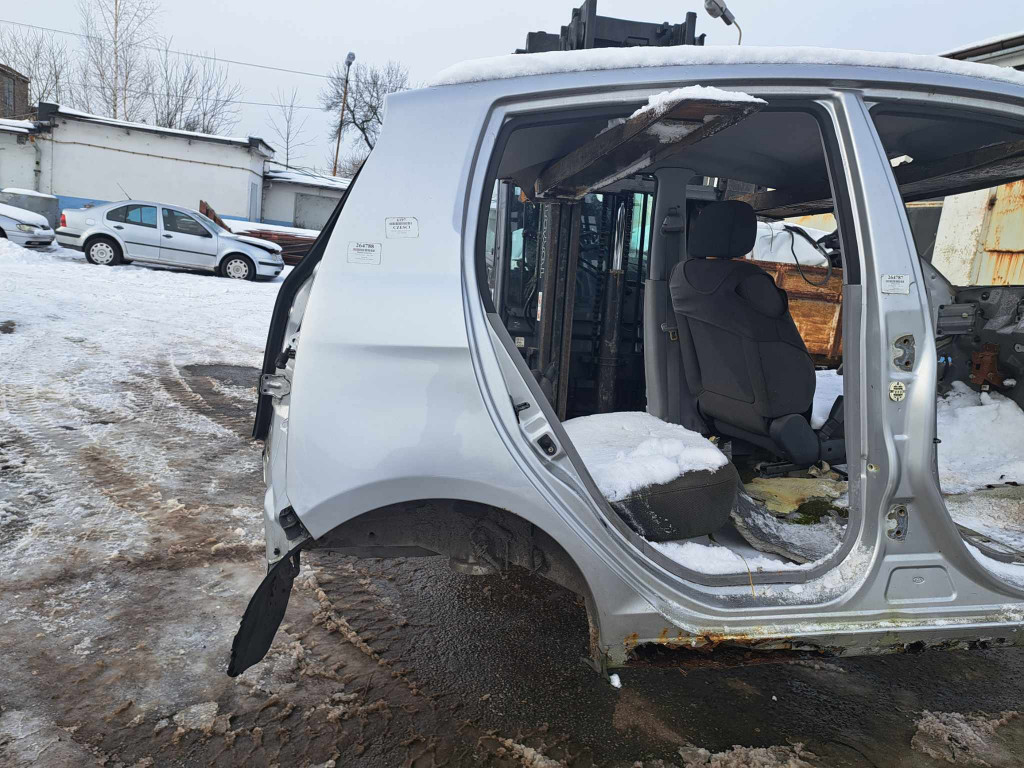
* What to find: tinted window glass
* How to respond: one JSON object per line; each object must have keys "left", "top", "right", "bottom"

{"left": 106, "top": 206, "right": 127, "bottom": 223}
{"left": 125, "top": 205, "right": 157, "bottom": 228}
{"left": 163, "top": 208, "right": 210, "bottom": 237}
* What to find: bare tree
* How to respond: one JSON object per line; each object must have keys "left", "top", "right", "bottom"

{"left": 149, "top": 39, "right": 198, "bottom": 129}
{"left": 320, "top": 60, "right": 409, "bottom": 151}
{"left": 182, "top": 56, "right": 242, "bottom": 134}
{"left": 0, "top": 27, "right": 80, "bottom": 110}
{"left": 265, "top": 88, "right": 311, "bottom": 167}
{"left": 78, "top": 0, "right": 159, "bottom": 121}
{"left": 147, "top": 42, "right": 242, "bottom": 134}
{"left": 319, "top": 147, "right": 367, "bottom": 178}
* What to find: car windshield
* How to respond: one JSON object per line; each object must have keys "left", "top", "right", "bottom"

{"left": 192, "top": 211, "right": 229, "bottom": 234}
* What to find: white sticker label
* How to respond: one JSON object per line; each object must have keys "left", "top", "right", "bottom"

{"left": 889, "top": 381, "right": 907, "bottom": 402}
{"left": 385, "top": 217, "right": 419, "bottom": 239}
{"left": 347, "top": 241, "right": 381, "bottom": 265}
{"left": 881, "top": 274, "right": 911, "bottom": 294}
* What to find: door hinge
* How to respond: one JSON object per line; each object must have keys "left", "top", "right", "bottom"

{"left": 260, "top": 373, "right": 291, "bottom": 399}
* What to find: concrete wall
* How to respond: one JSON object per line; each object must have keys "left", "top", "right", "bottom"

{"left": 262, "top": 181, "right": 343, "bottom": 228}
{"left": 36, "top": 116, "right": 267, "bottom": 220}
{"left": 0, "top": 132, "right": 39, "bottom": 190}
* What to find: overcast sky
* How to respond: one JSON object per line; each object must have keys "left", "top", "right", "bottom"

{"left": 10, "top": 0, "right": 1024, "bottom": 171}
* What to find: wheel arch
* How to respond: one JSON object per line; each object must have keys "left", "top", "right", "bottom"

{"left": 218, "top": 250, "right": 256, "bottom": 266}
{"left": 308, "top": 497, "right": 608, "bottom": 665}
{"left": 82, "top": 231, "right": 124, "bottom": 256}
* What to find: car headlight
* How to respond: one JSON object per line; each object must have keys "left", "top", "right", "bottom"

{"left": 16, "top": 223, "right": 36, "bottom": 233}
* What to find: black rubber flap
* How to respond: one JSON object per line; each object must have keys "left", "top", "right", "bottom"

{"left": 227, "top": 549, "right": 300, "bottom": 677}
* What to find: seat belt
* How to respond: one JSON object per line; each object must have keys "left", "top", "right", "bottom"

{"left": 661, "top": 319, "right": 681, "bottom": 425}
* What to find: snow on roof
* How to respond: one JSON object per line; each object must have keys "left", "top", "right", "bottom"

{"left": 2, "top": 187, "right": 56, "bottom": 199}
{"left": 0, "top": 118, "right": 36, "bottom": 135}
{"left": 429, "top": 45, "right": 1024, "bottom": 88}
{"left": 940, "top": 30, "right": 1024, "bottom": 58}
{"left": 37, "top": 103, "right": 274, "bottom": 155}
{"left": 264, "top": 168, "right": 351, "bottom": 192}
{"left": 225, "top": 219, "right": 320, "bottom": 237}
{"left": 629, "top": 84, "right": 764, "bottom": 121}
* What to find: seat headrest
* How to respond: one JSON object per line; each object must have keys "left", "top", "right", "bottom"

{"left": 689, "top": 200, "right": 757, "bottom": 259}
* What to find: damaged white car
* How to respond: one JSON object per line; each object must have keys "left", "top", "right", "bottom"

{"left": 230, "top": 46, "right": 1024, "bottom": 677}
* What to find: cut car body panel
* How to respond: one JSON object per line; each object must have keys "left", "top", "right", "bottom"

{"left": 243, "top": 59, "right": 1024, "bottom": 674}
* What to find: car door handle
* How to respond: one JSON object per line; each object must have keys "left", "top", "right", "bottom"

{"left": 163, "top": 234, "right": 173, "bottom": 238}
{"left": 113, "top": 225, "right": 124, "bottom": 230}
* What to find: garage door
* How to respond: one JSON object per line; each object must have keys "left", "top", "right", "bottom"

{"left": 294, "top": 193, "right": 338, "bottom": 231}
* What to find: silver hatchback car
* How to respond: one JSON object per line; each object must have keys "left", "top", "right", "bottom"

{"left": 230, "top": 46, "right": 1024, "bottom": 678}
{"left": 56, "top": 200, "right": 284, "bottom": 280}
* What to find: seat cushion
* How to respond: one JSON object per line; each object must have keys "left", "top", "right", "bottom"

{"left": 562, "top": 411, "right": 738, "bottom": 542}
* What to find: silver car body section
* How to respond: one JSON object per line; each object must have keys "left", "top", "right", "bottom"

{"left": 266, "top": 62, "right": 1024, "bottom": 663}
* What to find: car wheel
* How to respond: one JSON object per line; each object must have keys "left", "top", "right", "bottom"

{"left": 0, "top": 228, "right": 7, "bottom": 239}
{"left": 221, "top": 255, "right": 255, "bottom": 281}
{"left": 85, "top": 237, "right": 123, "bottom": 266}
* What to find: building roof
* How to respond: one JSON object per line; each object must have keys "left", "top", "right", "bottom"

{"left": 264, "top": 168, "right": 351, "bottom": 192}
{"left": 429, "top": 44, "right": 1024, "bottom": 88}
{"left": 941, "top": 31, "right": 1024, "bottom": 58}
{"left": 0, "top": 118, "right": 37, "bottom": 135}
{"left": 941, "top": 31, "right": 1024, "bottom": 67}
{"left": 36, "top": 103, "right": 275, "bottom": 157}
{"left": 0, "top": 63, "right": 30, "bottom": 83}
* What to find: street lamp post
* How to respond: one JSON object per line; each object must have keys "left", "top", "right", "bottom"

{"left": 332, "top": 51, "right": 356, "bottom": 177}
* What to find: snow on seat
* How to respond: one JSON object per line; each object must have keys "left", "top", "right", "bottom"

{"left": 563, "top": 411, "right": 739, "bottom": 542}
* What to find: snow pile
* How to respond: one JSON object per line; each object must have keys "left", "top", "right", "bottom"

{"left": 811, "top": 369, "right": 844, "bottom": 429}
{"left": 678, "top": 742, "right": 818, "bottom": 768}
{"left": 750, "top": 221, "right": 830, "bottom": 268}
{"left": 945, "top": 490, "right": 1024, "bottom": 552}
{"left": 562, "top": 411, "right": 727, "bottom": 502}
{"left": 653, "top": 539, "right": 808, "bottom": 575}
{"left": 937, "top": 382, "right": 1024, "bottom": 493}
{"left": 966, "top": 543, "right": 1024, "bottom": 589}
{"left": 628, "top": 84, "right": 764, "bottom": 120}
{"left": 430, "top": 45, "right": 1024, "bottom": 88}
{"left": 911, "top": 710, "right": 1019, "bottom": 766}
{"left": 2, "top": 188, "right": 55, "bottom": 199}
{"left": 0, "top": 202, "right": 49, "bottom": 228}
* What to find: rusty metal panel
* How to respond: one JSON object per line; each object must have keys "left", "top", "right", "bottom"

{"left": 978, "top": 180, "right": 1024, "bottom": 285}
{"left": 753, "top": 262, "right": 844, "bottom": 364}
{"left": 983, "top": 180, "right": 1024, "bottom": 253}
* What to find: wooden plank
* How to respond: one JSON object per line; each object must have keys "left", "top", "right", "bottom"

{"left": 754, "top": 262, "right": 844, "bottom": 365}
{"left": 533, "top": 95, "right": 764, "bottom": 201}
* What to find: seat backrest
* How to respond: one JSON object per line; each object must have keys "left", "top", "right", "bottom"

{"left": 668, "top": 201, "right": 814, "bottom": 438}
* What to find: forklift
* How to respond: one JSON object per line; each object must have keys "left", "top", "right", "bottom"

{"left": 493, "top": 1, "right": 741, "bottom": 421}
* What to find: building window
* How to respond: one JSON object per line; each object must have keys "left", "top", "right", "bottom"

{"left": 1, "top": 77, "right": 14, "bottom": 117}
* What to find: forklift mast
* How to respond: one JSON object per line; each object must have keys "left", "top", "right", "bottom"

{"left": 516, "top": 0, "right": 705, "bottom": 55}
{"left": 499, "top": 2, "right": 709, "bottom": 419}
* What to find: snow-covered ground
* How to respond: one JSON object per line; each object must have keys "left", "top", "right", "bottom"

{"left": 2, "top": 235, "right": 1023, "bottom": 763}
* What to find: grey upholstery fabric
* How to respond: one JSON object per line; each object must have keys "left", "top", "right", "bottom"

{"left": 614, "top": 463, "right": 739, "bottom": 542}
{"left": 669, "top": 201, "right": 822, "bottom": 463}
{"left": 688, "top": 200, "right": 757, "bottom": 259}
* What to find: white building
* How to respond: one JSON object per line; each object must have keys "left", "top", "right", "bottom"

{"left": 943, "top": 31, "right": 1024, "bottom": 70}
{"left": 0, "top": 103, "right": 274, "bottom": 222}
{"left": 261, "top": 168, "right": 350, "bottom": 229}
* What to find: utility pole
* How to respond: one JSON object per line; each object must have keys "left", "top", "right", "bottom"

{"left": 332, "top": 52, "right": 356, "bottom": 176}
